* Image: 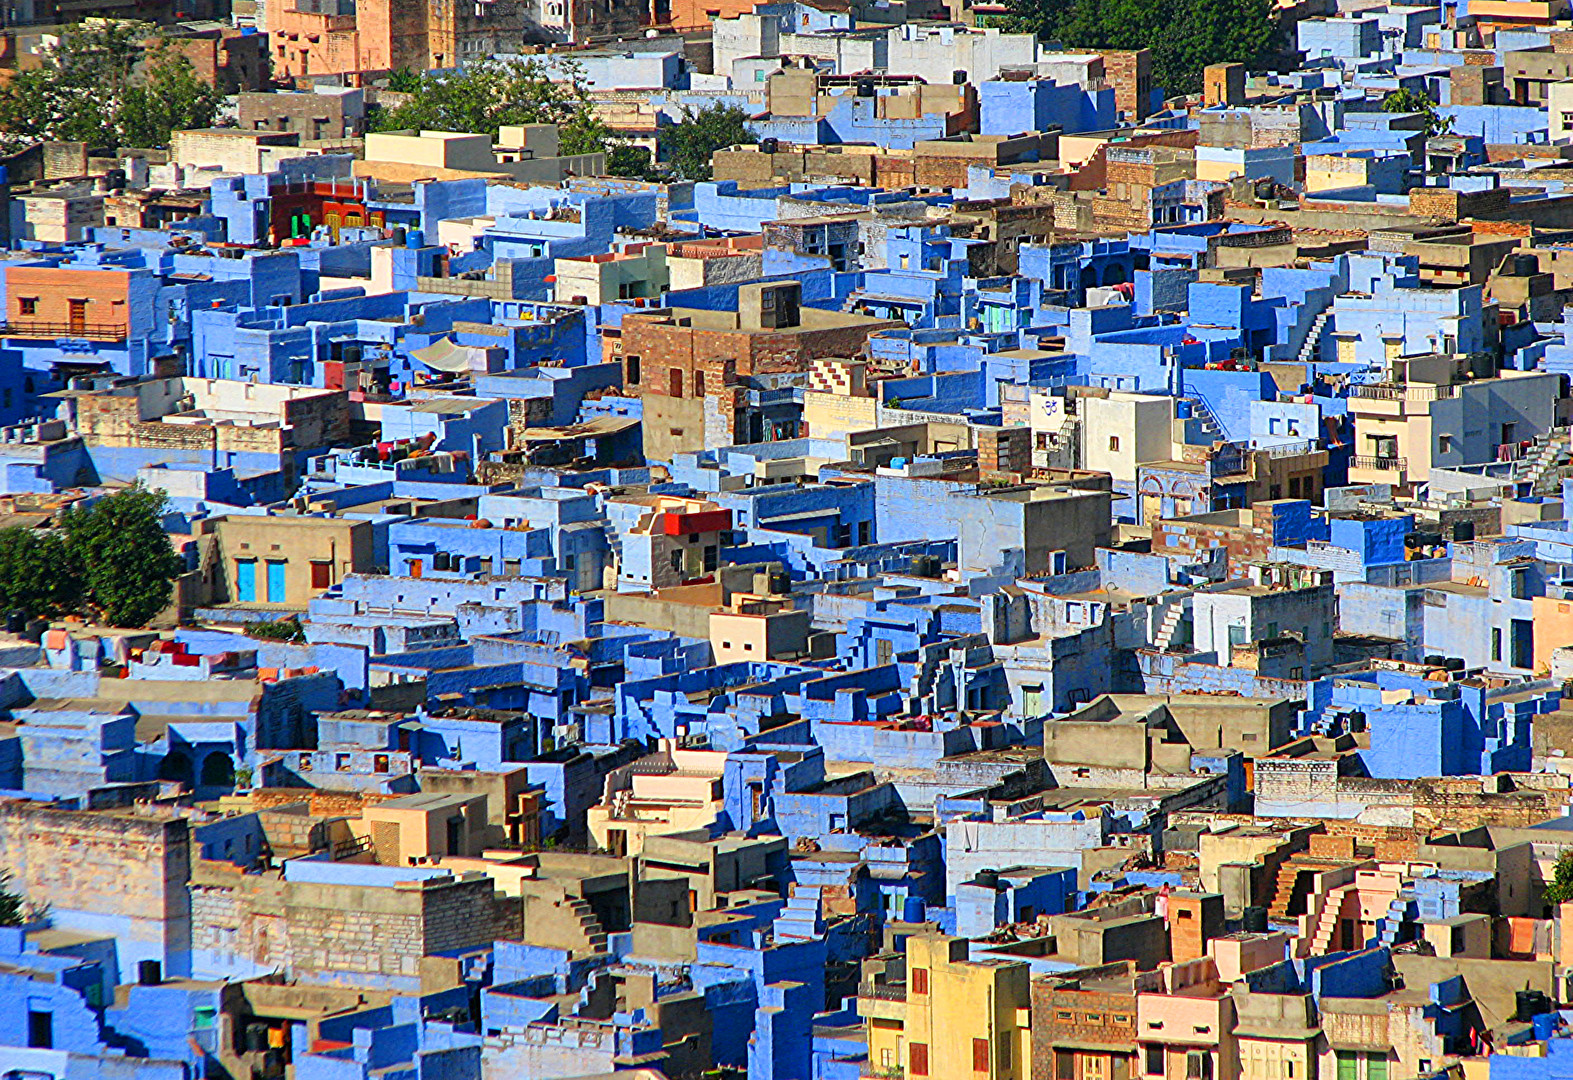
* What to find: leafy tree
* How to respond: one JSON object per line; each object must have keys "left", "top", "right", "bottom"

{"left": 119, "top": 47, "right": 225, "bottom": 149}
{"left": 658, "top": 103, "right": 757, "bottom": 182}
{"left": 1382, "top": 87, "right": 1454, "bottom": 138}
{"left": 0, "top": 871, "right": 23, "bottom": 927}
{"left": 372, "top": 58, "right": 609, "bottom": 151}
{"left": 1547, "top": 850, "right": 1573, "bottom": 906}
{"left": 0, "top": 22, "right": 221, "bottom": 151}
{"left": 1002, "top": 0, "right": 1278, "bottom": 97}
{"left": 385, "top": 67, "right": 426, "bottom": 93}
{"left": 247, "top": 615, "right": 305, "bottom": 642}
{"left": 60, "top": 485, "right": 183, "bottom": 629}
{"left": 0, "top": 528, "right": 82, "bottom": 620}
{"left": 608, "top": 143, "right": 658, "bottom": 180}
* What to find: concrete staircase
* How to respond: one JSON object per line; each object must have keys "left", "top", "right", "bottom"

{"left": 561, "top": 896, "right": 610, "bottom": 954}
{"left": 1153, "top": 599, "right": 1188, "bottom": 651}
{"left": 1297, "top": 308, "right": 1332, "bottom": 364}
{"left": 1307, "top": 883, "right": 1352, "bottom": 954}
{"left": 1185, "top": 395, "right": 1225, "bottom": 443}
{"left": 1267, "top": 860, "right": 1308, "bottom": 922}
{"left": 1522, "top": 428, "right": 1572, "bottom": 495}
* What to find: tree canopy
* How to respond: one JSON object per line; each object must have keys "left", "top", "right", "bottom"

{"left": 1001, "top": 0, "right": 1279, "bottom": 97}
{"left": 59, "top": 485, "right": 185, "bottom": 628}
{"left": 0, "top": 23, "right": 223, "bottom": 151}
{"left": 372, "top": 58, "right": 614, "bottom": 157}
{"left": 369, "top": 57, "right": 677, "bottom": 178}
{"left": 1382, "top": 87, "right": 1454, "bottom": 138}
{"left": 0, "top": 529, "right": 81, "bottom": 621}
{"left": 658, "top": 103, "right": 758, "bottom": 182}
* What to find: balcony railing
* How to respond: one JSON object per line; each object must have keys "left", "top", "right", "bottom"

{"left": 858, "top": 982, "right": 907, "bottom": 1001}
{"left": 1348, "top": 383, "right": 1457, "bottom": 402}
{"left": 0, "top": 320, "right": 127, "bottom": 341}
{"left": 1351, "top": 455, "right": 1407, "bottom": 472}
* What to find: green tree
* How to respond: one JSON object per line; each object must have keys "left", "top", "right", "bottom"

{"left": 1547, "top": 850, "right": 1573, "bottom": 905}
{"left": 0, "top": 871, "right": 23, "bottom": 927}
{"left": 0, "top": 528, "right": 82, "bottom": 620}
{"left": 608, "top": 143, "right": 658, "bottom": 180}
{"left": 1002, "top": 0, "right": 1278, "bottom": 96}
{"left": 658, "top": 103, "right": 757, "bottom": 182}
{"left": 0, "top": 22, "right": 221, "bottom": 151}
{"left": 372, "top": 58, "right": 607, "bottom": 148}
{"left": 1382, "top": 87, "right": 1454, "bottom": 138}
{"left": 61, "top": 485, "right": 183, "bottom": 629}
{"left": 119, "top": 47, "right": 225, "bottom": 149}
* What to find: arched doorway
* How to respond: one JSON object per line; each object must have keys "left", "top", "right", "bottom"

{"left": 200, "top": 752, "right": 235, "bottom": 789}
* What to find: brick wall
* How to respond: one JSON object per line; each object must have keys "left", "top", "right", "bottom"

{"left": 1030, "top": 981, "right": 1140, "bottom": 1080}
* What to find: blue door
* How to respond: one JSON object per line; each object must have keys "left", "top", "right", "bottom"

{"left": 266, "top": 561, "right": 286, "bottom": 603}
{"left": 236, "top": 560, "right": 256, "bottom": 602}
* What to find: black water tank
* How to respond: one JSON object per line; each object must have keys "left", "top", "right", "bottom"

{"left": 1242, "top": 906, "right": 1268, "bottom": 933}
{"left": 759, "top": 137, "right": 779, "bottom": 153}
{"left": 137, "top": 960, "right": 161, "bottom": 986}
{"left": 1452, "top": 520, "right": 1476, "bottom": 542}
{"left": 435, "top": 551, "right": 451, "bottom": 571}
{"left": 5, "top": 610, "right": 24, "bottom": 634}
{"left": 1424, "top": 655, "right": 1446, "bottom": 667}
{"left": 1445, "top": 657, "right": 1466, "bottom": 672}
{"left": 1516, "top": 989, "right": 1553, "bottom": 1022}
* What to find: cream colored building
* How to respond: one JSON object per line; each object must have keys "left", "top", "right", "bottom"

{"left": 709, "top": 596, "right": 811, "bottom": 664}
{"left": 1080, "top": 391, "right": 1175, "bottom": 484}
{"left": 1347, "top": 355, "right": 1565, "bottom": 489}
{"left": 587, "top": 744, "right": 727, "bottom": 857}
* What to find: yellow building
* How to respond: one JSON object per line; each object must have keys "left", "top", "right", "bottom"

{"left": 860, "top": 933, "right": 1032, "bottom": 1080}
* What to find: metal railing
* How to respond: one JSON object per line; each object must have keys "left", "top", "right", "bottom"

{"left": 1348, "top": 383, "right": 1457, "bottom": 402}
{"left": 857, "top": 982, "right": 907, "bottom": 1001}
{"left": 0, "top": 320, "right": 127, "bottom": 340}
{"left": 1351, "top": 455, "right": 1407, "bottom": 472}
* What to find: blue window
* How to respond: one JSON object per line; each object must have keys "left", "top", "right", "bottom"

{"left": 235, "top": 559, "right": 256, "bottom": 603}
{"left": 266, "top": 561, "right": 286, "bottom": 603}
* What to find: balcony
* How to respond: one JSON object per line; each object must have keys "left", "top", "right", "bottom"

{"left": 1351, "top": 455, "right": 1407, "bottom": 472}
{"left": 1348, "top": 383, "right": 1457, "bottom": 401}
{"left": 0, "top": 320, "right": 127, "bottom": 341}
{"left": 858, "top": 981, "right": 907, "bottom": 1002}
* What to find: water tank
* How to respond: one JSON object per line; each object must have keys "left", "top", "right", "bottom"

{"left": 1445, "top": 657, "right": 1465, "bottom": 672}
{"left": 759, "top": 137, "right": 779, "bottom": 153}
{"left": 1452, "top": 520, "right": 1475, "bottom": 542}
{"left": 1516, "top": 989, "right": 1553, "bottom": 1022}
{"left": 1242, "top": 906, "right": 1268, "bottom": 933}
{"left": 4, "top": 610, "right": 24, "bottom": 634}
{"left": 901, "top": 895, "right": 926, "bottom": 923}
{"left": 137, "top": 960, "right": 162, "bottom": 986}
{"left": 1424, "top": 654, "right": 1446, "bottom": 667}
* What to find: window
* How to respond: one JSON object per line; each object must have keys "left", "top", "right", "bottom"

{"left": 310, "top": 560, "right": 331, "bottom": 589}
{"left": 18, "top": 297, "right": 37, "bottom": 316}
{"left": 1146, "top": 1046, "right": 1165, "bottom": 1076}
{"left": 626, "top": 355, "right": 640, "bottom": 384}
{"left": 335, "top": 753, "right": 351, "bottom": 772}
{"left": 194, "top": 1007, "right": 216, "bottom": 1030}
{"left": 911, "top": 1043, "right": 929, "bottom": 1076}
{"left": 695, "top": 370, "right": 706, "bottom": 396}
{"left": 1187, "top": 1051, "right": 1213, "bottom": 1080}
{"left": 1058, "top": 1052, "right": 1077, "bottom": 1080}
{"left": 298, "top": 753, "right": 312, "bottom": 772}
{"left": 974, "top": 1038, "right": 990, "bottom": 1072}
{"left": 911, "top": 967, "right": 929, "bottom": 995}
{"left": 1109, "top": 435, "right": 1120, "bottom": 451}
{"left": 1366, "top": 1055, "right": 1388, "bottom": 1080}
{"left": 1438, "top": 435, "right": 1451, "bottom": 454}
{"left": 374, "top": 754, "right": 390, "bottom": 773}
{"left": 1335, "top": 1052, "right": 1358, "bottom": 1080}
{"left": 669, "top": 368, "right": 684, "bottom": 398}
{"left": 1492, "top": 627, "right": 1503, "bottom": 662}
